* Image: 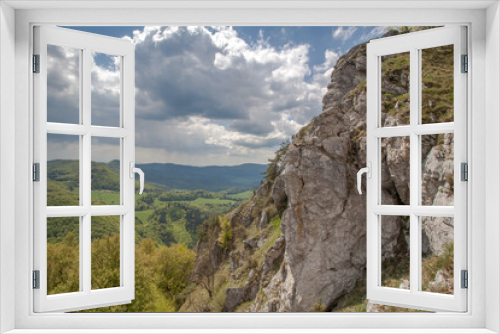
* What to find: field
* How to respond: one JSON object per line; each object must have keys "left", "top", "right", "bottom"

{"left": 47, "top": 160, "right": 256, "bottom": 248}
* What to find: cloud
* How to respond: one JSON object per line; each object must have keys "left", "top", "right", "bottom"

{"left": 358, "top": 26, "right": 388, "bottom": 43}
{"left": 47, "top": 134, "right": 79, "bottom": 161}
{"left": 313, "top": 49, "right": 340, "bottom": 95}
{"left": 333, "top": 26, "right": 358, "bottom": 42}
{"left": 129, "top": 26, "right": 329, "bottom": 164}
{"left": 90, "top": 52, "right": 121, "bottom": 127}
{"left": 47, "top": 45, "right": 80, "bottom": 124}
{"left": 48, "top": 26, "right": 337, "bottom": 165}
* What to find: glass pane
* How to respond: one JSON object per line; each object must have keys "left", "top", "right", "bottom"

{"left": 47, "top": 45, "right": 80, "bottom": 124}
{"left": 421, "top": 134, "right": 454, "bottom": 206}
{"left": 381, "top": 52, "right": 410, "bottom": 127}
{"left": 381, "top": 137, "right": 410, "bottom": 205}
{"left": 91, "top": 137, "right": 120, "bottom": 205}
{"left": 381, "top": 215, "right": 410, "bottom": 289}
{"left": 47, "top": 134, "right": 80, "bottom": 206}
{"left": 421, "top": 45, "right": 454, "bottom": 124}
{"left": 91, "top": 215, "right": 120, "bottom": 290}
{"left": 421, "top": 216, "right": 454, "bottom": 294}
{"left": 47, "top": 217, "right": 80, "bottom": 295}
{"left": 92, "top": 52, "right": 121, "bottom": 127}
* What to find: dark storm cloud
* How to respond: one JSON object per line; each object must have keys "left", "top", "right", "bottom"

{"left": 47, "top": 26, "right": 351, "bottom": 165}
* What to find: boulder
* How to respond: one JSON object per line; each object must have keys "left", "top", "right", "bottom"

{"left": 271, "top": 176, "right": 287, "bottom": 210}
{"left": 224, "top": 288, "right": 246, "bottom": 312}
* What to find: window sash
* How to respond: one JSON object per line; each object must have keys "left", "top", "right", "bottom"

{"left": 33, "top": 25, "right": 136, "bottom": 313}
{"left": 366, "top": 26, "right": 467, "bottom": 312}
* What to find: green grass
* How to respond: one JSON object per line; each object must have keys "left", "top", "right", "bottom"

{"left": 135, "top": 210, "right": 153, "bottom": 222}
{"left": 171, "top": 219, "right": 192, "bottom": 245}
{"left": 48, "top": 160, "right": 256, "bottom": 249}
{"left": 379, "top": 45, "right": 454, "bottom": 127}
{"left": 226, "top": 190, "right": 253, "bottom": 200}
{"left": 422, "top": 243, "right": 454, "bottom": 294}
{"left": 269, "top": 216, "right": 281, "bottom": 232}
{"left": 189, "top": 198, "right": 237, "bottom": 206}
{"left": 251, "top": 216, "right": 281, "bottom": 262}
{"left": 91, "top": 190, "right": 120, "bottom": 205}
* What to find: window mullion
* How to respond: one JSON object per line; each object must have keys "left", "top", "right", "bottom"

{"left": 78, "top": 48, "right": 84, "bottom": 293}
{"left": 409, "top": 47, "right": 420, "bottom": 295}
{"left": 82, "top": 47, "right": 92, "bottom": 294}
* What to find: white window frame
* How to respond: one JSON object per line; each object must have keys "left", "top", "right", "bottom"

{"left": 0, "top": 1, "right": 498, "bottom": 333}
{"left": 365, "top": 26, "right": 467, "bottom": 312}
{"left": 33, "top": 26, "right": 136, "bottom": 313}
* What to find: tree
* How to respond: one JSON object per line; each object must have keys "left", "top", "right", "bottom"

{"left": 263, "top": 140, "right": 290, "bottom": 183}
{"left": 217, "top": 216, "right": 232, "bottom": 250}
{"left": 157, "top": 243, "right": 196, "bottom": 295}
{"left": 192, "top": 215, "right": 220, "bottom": 300}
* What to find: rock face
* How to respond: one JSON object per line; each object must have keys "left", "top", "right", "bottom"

{"left": 251, "top": 33, "right": 454, "bottom": 312}
{"left": 185, "top": 29, "right": 454, "bottom": 313}
{"left": 421, "top": 133, "right": 455, "bottom": 256}
{"left": 254, "top": 41, "right": 403, "bottom": 312}
{"left": 224, "top": 268, "right": 260, "bottom": 312}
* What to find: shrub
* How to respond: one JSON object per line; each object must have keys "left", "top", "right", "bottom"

{"left": 217, "top": 216, "right": 233, "bottom": 250}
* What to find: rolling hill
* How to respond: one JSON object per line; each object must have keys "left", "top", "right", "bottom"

{"left": 132, "top": 162, "right": 266, "bottom": 191}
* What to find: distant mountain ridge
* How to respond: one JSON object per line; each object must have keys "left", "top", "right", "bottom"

{"left": 133, "top": 162, "right": 266, "bottom": 191}
{"left": 48, "top": 159, "right": 266, "bottom": 192}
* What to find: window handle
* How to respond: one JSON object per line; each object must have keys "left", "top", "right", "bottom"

{"left": 129, "top": 162, "right": 145, "bottom": 195}
{"left": 357, "top": 162, "right": 371, "bottom": 195}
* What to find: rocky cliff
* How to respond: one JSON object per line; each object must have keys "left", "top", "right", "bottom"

{"left": 181, "top": 28, "right": 455, "bottom": 312}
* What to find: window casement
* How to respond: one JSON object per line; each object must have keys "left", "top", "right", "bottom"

{"left": 33, "top": 26, "right": 141, "bottom": 312}
{"left": 362, "top": 26, "right": 467, "bottom": 312}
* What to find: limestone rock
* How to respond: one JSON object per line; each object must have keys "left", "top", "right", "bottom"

{"left": 243, "top": 237, "right": 258, "bottom": 250}
{"left": 189, "top": 29, "right": 455, "bottom": 313}
{"left": 229, "top": 250, "right": 243, "bottom": 272}
{"left": 399, "top": 280, "right": 410, "bottom": 290}
{"left": 422, "top": 216, "right": 454, "bottom": 256}
{"left": 229, "top": 198, "right": 257, "bottom": 228}
{"left": 224, "top": 270, "right": 260, "bottom": 312}
{"left": 272, "top": 176, "right": 287, "bottom": 211}
{"left": 259, "top": 210, "right": 269, "bottom": 230}
{"left": 427, "top": 269, "right": 452, "bottom": 292}
{"left": 224, "top": 288, "right": 246, "bottom": 312}
{"left": 253, "top": 38, "right": 406, "bottom": 311}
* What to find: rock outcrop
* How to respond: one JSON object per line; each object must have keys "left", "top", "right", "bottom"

{"left": 254, "top": 41, "right": 402, "bottom": 312}
{"left": 184, "top": 28, "right": 454, "bottom": 313}
{"left": 251, "top": 31, "right": 454, "bottom": 312}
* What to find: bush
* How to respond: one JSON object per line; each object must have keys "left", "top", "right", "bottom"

{"left": 217, "top": 216, "right": 233, "bottom": 250}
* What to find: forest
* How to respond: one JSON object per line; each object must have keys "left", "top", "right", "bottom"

{"left": 46, "top": 159, "right": 260, "bottom": 311}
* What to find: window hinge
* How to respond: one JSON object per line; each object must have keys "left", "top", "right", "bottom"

{"left": 461, "top": 270, "right": 468, "bottom": 289}
{"left": 33, "top": 54, "right": 40, "bottom": 73}
{"left": 33, "top": 163, "right": 40, "bottom": 182}
{"left": 33, "top": 270, "right": 40, "bottom": 289}
{"left": 461, "top": 54, "right": 468, "bottom": 73}
{"left": 461, "top": 162, "right": 468, "bottom": 181}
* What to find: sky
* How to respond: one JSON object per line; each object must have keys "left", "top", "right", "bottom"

{"left": 47, "top": 26, "right": 387, "bottom": 166}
